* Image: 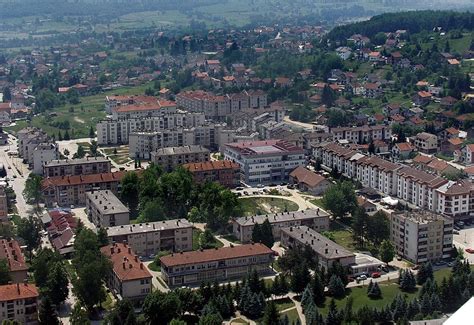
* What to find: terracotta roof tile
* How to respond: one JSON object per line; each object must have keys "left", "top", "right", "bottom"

{"left": 101, "top": 243, "right": 152, "bottom": 281}
{"left": 0, "top": 283, "right": 39, "bottom": 302}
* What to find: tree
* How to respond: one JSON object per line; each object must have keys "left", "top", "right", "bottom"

{"left": 262, "top": 301, "right": 280, "bottom": 325}
{"left": 252, "top": 219, "right": 274, "bottom": 248}
{"left": 351, "top": 207, "right": 368, "bottom": 247}
{"left": 291, "top": 263, "right": 311, "bottom": 294}
{"left": 2, "top": 87, "right": 11, "bottom": 101}
{"left": 120, "top": 172, "right": 140, "bottom": 218}
{"left": 97, "top": 227, "right": 109, "bottom": 247}
{"left": 301, "top": 285, "right": 314, "bottom": 310}
{"left": 0, "top": 259, "right": 11, "bottom": 285}
{"left": 89, "top": 141, "right": 98, "bottom": 156}
{"left": 17, "top": 215, "right": 41, "bottom": 257}
{"left": 366, "top": 211, "right": 389, "bottom": 245}
{"left": 311, "top": 272, "right": 326, "bottom": 305}
{"left": 69, "top": 303, "right": 90, "bottom": 325}
{"left": 142, "top": 291, "right": 181, "bottom": 325}
{"left": 321, "top": 85, "right": 336, "bottom": 107}
{"left": 89, "top": 126, "right": 94, "bottom": 138}
{"left": 322, "top": 181, "right": 357, "bottom": 219}
{"left": 23, "top": 174, "right": 43, "bottom": 207}
{"left": 104, "top": 299, "right": 137, "bottom": 325}
{"left": 367, "top": 281, "right": 382, "bottom": 299}
{"left": 169, "top": 320, "right": 187, "bottom": 325}
{"left": 39, "top": 296, "right": 60, "bottom": 325}
{"left": 198, "top": 313, "right": 223, "bottom": 325}
{"left": 45, "top": 261, "right": 69, "bottom": 306}
{"left": 417, "top": 262, "right": 434, "bottom": 285}
{"left": 326, "top": 299, "right": 342, "bottom": 325}
{"left": 32, "top": 248, "right": 61, "bottom": 288}
{"left": 64, "top": 129, "right": 70, "bottom": 140}
{"left": 328, "top": 275, "right": 346, "bottom": 298}
{"left": 399, "top": 269, "right": 416, "bottom": 292}
{"left": 73, "top": 145, "right": 86, "bottom": 159}
{"left": 379, "top": 240, "right": 395, "bottom": 266}
{"left": 199, "top": 229, "right": 217, "bottom": 249}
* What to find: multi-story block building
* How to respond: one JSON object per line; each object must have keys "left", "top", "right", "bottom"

{"left": 413, "top": 132, "right": 438, "bottom": 154}
{"left": 0, "top": 283, "right": 39, "bottom": 325}
{"left": 41, "top": 171, "right": 127, "bottom": 207}
{"left": 85, "top": 190, "right": 130, "bottom": 228}
{"left": 330, "top": 125, "right": 392, "bottom": 144}
{"left": 104, "top": 95, "right": 157, "bottom": 114}
{"left": 101, "top": 243, "right": 152, "bottom": 303}
{"left": 43, "top": 157, "right": 111, "bottom": 177}
{"left": 32, "top": 143, "right": 59, "bottom": 174}
{"left": 183, "top": 160, "right": 241, "bottom": 188}
{"left": 435, "top": 180, "right": 474, "bottom": 219}
{"left": 111, "top": 99, "right": 177, "bottom": 120}
{"left": 150, "top": 145, "right": 210, "bottom": 172}
{"left": 281, "top": 226, "right": 356, "bottom": 269}
{"left": 232, "top": 209, "right": 330, "bottom": 243}
{"left": 106, "top": 219, "right": 193, "bottom": 256}
{"left": 0, "top": 239, "right": 28, "bottom": 283}
{"left": 16, "top": 127, "right": 48, "bottom": 161}
{"left": 160, "top": 243, "right": 274, "bottom": 287}
{"left": 224, "top": 140, "right": 306, "bottom": 185}
{"left": 0, "top": 186, "right": 8, "bottom": 222}
{"left": 389, "top": 211, "right": 453, "bottom": 264}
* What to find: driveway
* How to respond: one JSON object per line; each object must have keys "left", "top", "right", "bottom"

{"left": 71, "top": 207, "right": 97, "bottom": 232}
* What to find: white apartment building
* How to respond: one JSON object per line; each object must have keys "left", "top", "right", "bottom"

{"left": 389, "top": 211, "right": 453, "bottom": 264}
{"left": 32, "top": 142, "right": 59, "bottom": 175}
{"left": 413, "top": 132, "right": 438, "bottom": 154}
{"left": 85, "top": 190, "right": 130, "bottom": 228}
{"left": 224, "top": 139, "right": 306, "bottom": 185}
{"left": 43, "top": 156, "right": 111, "bottom": 177}
{"left": 436, "top": 180, "right": 474, "bottom": 219}
{"left": 111, "top": 99, "right": 177, "bottom": 119}
{"left": 106, "top": 219, "right": 193, "bottom": 256}
{"left": 330, "top": 125, "right": 392, "bottom": 144}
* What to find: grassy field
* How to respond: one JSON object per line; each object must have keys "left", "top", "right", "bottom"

{"left": 5, "top": 82, "right": 153, "bottom": 139}
{"left": 280, "top": 307, "right": 300, "bottom": 324}
{"left": 239, "top": 197, "right": 299, "bottom": 216}
{"left": 323, "top": 220, "right": 357, "bottom": 251}
{"left": 274, "top": 298, "right": 295, "bottom": 312}
{"left": 102, "top": 146, "right": 132, "bottom": 165}
{"left": 310, "top": 198, "right": 325, "bottom": 209}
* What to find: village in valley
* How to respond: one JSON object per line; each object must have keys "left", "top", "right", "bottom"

{"left": 0, "top": 3, "right": 474, "bottom": 325}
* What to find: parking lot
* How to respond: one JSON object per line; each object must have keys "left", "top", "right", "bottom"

{"left": 453, "top": 224, "right": 474, "bottom": 264}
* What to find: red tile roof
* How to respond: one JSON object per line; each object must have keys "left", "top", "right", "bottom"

{"left": 160, "top": 243, "right": 273, "bottom": 267}
{"left": 183, "top": 160, "right": 239, "bottom": 172}
{"left": 396, "top": 142, "right": 414, "bottom": 151}
{"left": 0, "top": 239, "right": 27, "bottom": 273}
{"left": 0, "top": 283, "right": 39, "bottom": 302}
{"left": 42, "top": 171, "right": 127, "bottom": 189}
{"left": 101, "top": 243, "right": 152, "bottom": 281}
{"left": 115, "top": 100, "right": 176, "bottom": 113}
{"left": 289, "top": 166, "right": 328, "bottom": 188}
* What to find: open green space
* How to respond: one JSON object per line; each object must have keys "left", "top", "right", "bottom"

{"left": 147, "top": 261, "right": 161, "bottom": 272}
{"left": 239, "top": 197, "right": 299, "bottom": 217}
{"left": 274, "top": 298, "right": 295, "bottom": 312}
{"left": 323, "top": 220, "right": 357, "bottom": 251}
{"left": 280, "top": 308, "right": 300, "bottom": 323}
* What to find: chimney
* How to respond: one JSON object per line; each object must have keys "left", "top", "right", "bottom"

{"left": 110, "top": 247, "right": 114, "bottom": 254}
{"left": 311, "top": 240, "right": 314, "bottom": 245}
{"left": 128, "top": 247, "right": 131, "bottom": 254}
{"left": 140, "top": 263, "right": 143, "bottom": 269}
{"left": 16, "top": 283, "right": 20, "bottom": 294}
{"left": 129, "top": 264, "right": 133, "bottom": 269}
{"left": 325, "top": 248, "right": 328, "bottom": 254}
{"left": 134, "top": 255, "right": 138, "bottom": 262}
{"left": 122, "top": 262, "right": 125, "bottom": 269}
{"left": 300, "top": 233, "right": 303, "bottom": 239}
{"left": 289, "top": 226, "right": 293, "bottom": 232}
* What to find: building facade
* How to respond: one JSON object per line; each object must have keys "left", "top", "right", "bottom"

{"left": 150, "top": 145, "right": 210, "bottom": 171}
{"left": 85, "top": 190, "right": 130, "bottom": 228}
{"left": 183, "top": 160, "right": 241, "bottom": 188}
{"left": 0, "top": 283, "right": 39, "bottom": 325}
{"left": 0, "top": 239, "right": 28, "bottom": 283}
{"left": 43, "top": 157, "right": 111, "bottom": 177}
{"left": 160, "top": 243, "right": 274, "bottom": 287}
{"left": 107, "top": 219, "right": 193, "bottom": 256}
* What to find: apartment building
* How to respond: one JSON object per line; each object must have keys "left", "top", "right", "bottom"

{"left": 224, "top": 140, "right": 306, "bottom": 185}
{"left": 435, "top": 180, "right": 474, "bottom": 219}
{"left": 32, "top": 143, "right": 59, "bottom": 174}
{"left": 232, "top": 209, "right": 330, "bottom": 243}
{"left": 0, "top": 283, "right": 39, "bottom": 325}
{"left": 106, "top": 219, "right": 193, "bottom": 256}
{"left": 43, "top": 157, "right": 111, "bottom": 177}
{"left": 176, "top": 90, "right": 268, "bottom": 120}
{"left": 96, "top": 111, "right": 205, "bottom": 145}
{"left": 330, "top": 125, "right": 392, "bottom": 144}
{"left": 413, "top": 132, "right": 438, "bottom": 154}
{"left": 16, "top": 127, "right": 48, "bottom": 161}
{"left": 41, "top": 171, "right": 127, "bottom": 207}
{"left": 101, "top": 243, "right": 152, "bottom": 302}
{"left": 111, "top": 99, "right": 177, "bottom": 119}
{"left": 0, "top": 239, "right": 28, "bottom": 283}
{"left": 0, "top": 186, "right": 8, "bottom": 222}
{"left": 150, "top": 145, "right": 210, "bottom": 172}
{"left": 160, "top": 243, "right": 274, "bottom": 287}
{"left": 85, "top": 190, "right": 129, "bottom": 228}
{"left": 104, "top": 95, "right": 157, "bottom": 113}
{"left": 183, "top": 160, "right": 241, "bottom": 188}
{"left": 281, "top": 226, "right": 356, "bottom": 269}
{"left": 389, "top": 211, "right": 453, "bottom": 264}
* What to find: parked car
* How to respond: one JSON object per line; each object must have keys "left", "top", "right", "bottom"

{"left": 465, "top": 248, "right": 474, "bottom": 254}
{"left": 356, "top": 274, "right": 368, "bottom": 281}
{"left": 371, "top": 272, "right": 381, "bottom": 278}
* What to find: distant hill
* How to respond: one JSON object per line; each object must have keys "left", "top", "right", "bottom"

{"left": 327, "top": 10, "right": 474, "bottom": 42}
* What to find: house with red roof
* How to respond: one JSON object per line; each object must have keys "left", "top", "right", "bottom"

{"left": 392, "top": 142, "right": 415, "bottom": 160}
{"left": 0, "top": 283, "right": 39, "bottom": 324}
{"left": 289, "top": 166, "right": 331, "bottom": 195}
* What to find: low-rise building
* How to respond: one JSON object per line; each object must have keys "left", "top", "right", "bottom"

{"left": 43, "top": 157, "right": 111, "bottom": 177}
{"left": 281, "top": 226, "right": 356, "bottom": 269}
{"left": 101, "top": 243, "right": 152, "bottom": 303}
{"left": 389, "top": 210, "right": 453, "bottom": 264}
{"left": 413, "top": 132, "right": 438, "bottom": 154}
{"left": 0, "top": 239, "right": 28, "bottom": 283}
{"left": 160, "top": 243, "right": 274, "bottom": 287}
{"left": 150, "top": 145, "right": 210, "bottom": 172}
{"left": 183, "top": 160, "right": 240, "bottom": 188}
{"left": 232, "top": 209, "right": 330, "bottom": 243}
{"left": 289, "top": 166, "right": 331, "bottom": 195}
{"left": 86, "top": 190, "right": 130, "bottom": 228}
{"left": 41, "top": 171, "right": 127, "bottom": 207}
{"left": 0, "top": 283, "right": 39, "bottom": 325}
{"left": 107, "top": 219, "right": 193, "bottom": 256}
{"left": 224, "top": 140, "right": 306, "bottom": 185}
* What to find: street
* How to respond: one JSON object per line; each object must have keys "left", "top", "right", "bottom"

{"left": 453, "top": 225, "right": 474, "bottom": 264}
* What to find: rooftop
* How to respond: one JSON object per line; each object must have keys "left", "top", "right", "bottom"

{"left": 86, "top": 190, "right": 129, "bottom": 215}
{"left": 42, "top": 171, "right": 127, "bottom": 188}
{"left": 160, "top": 243, "right": 273, "bottom": 267}
{"left": 107, "top": 219, "right": 192, "bottom": 237}
{"left": 392, "top": 210, "right": 451, "bottom": 225}
{"left": 183, "top": 160, "right": 240, "bottom": 172}
{"left": 225, "top": 140, "right": 303, "bottom": 156}
{"left": 234, "top": 208, "right": 329, "bottom": 227}
{"left": 282, "top": 226, "right": 355, "bottom": 260}
{"left": 0, "top": 239, "right": 28, "bottom": 273}
{"left": 101, "top": 243, "right": 152, "bottom": 281}
{"left": 152, "top": 145, "right": 210, "bottom": 156}
{"left": 0, "top": 283, "right": 39, "bottom": 302}
{"left": 289, "top": 166, "right": 328, "bottom": 188}
{"left": 43, "top": 156, "right": 110, "bottom": 167}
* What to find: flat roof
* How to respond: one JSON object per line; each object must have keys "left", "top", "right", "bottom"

{"left": 152, "top": 145, "right": 210, "bottom": 156}
{"left": 234, "top": 208, "right": 329, "bottom": 227}
{"left": 86, "top": 190, "right": 129, "bottom": 215}
{"left": 44, "top": 156, "right": 110, "bottom": 167}
{"left": 282, "top": 226, "right": 354, "bottom": 260}
{"left": 160, "top": 243, "right": 272, "bottom": 267}
{"left": 107, "top": 219, "right": 193, "bottom": 237}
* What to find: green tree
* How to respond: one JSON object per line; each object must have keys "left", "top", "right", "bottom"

{"left": 379, "top": 240, "right": 395, "bottom": 266}
{"left": 351, "top": 207, "right": 368, "bottom": 247}
{"left": 17, "top": 215, "right": 41, "bottom": 258}
{"left": 252, "top": 219, "right": 274, "bottom": 248}
{"left": 0, "top": 259, "right": 11, "bottom": 285}
{"left": 73, "top": 145, "right": 86, "bottom": 159}
{"left": 321, "top": 85, "right": 336, "bottom": 107}
{"left": 311, "top": 272, "right": 326, "bottom": 305}
{"left": 89, "top": 141, "right": 98, "bottom": 156}
{"left": 366, "top": 211, "right": 389, "bottom": 245}
{"left": 262, "top": 301, "right": 280, "bottom": 325}
{"left": 367, "top": 281, "right": 382, "bottom": 299}
{"left": 199, "top": 229, "right": 217, "bottom": 249}
{"left": 326, "top": 299, "right": 342, "bottom": 325}
{"left": 291, "top": 263, "right": 311, "bottom": 294}
{"left": 142, "top": 291, "right": 181, "bottom": 325}
{"left": 104, "top": 299, "right": 137, "bottom": 325}
{"left": 45, "top": 261, "right": 69, "bottom": 306}
{"left": 69, "top": 303, "right": 90, "bottom": 325}
{"left": 328, "top": 275, "right": 346, "bottom": 298}
{"left": 2, "top": 87, "right": 11, "bottom": 101}
{"left": 120, "top": 172, "right": 140, "bottom": 218}
{"left": 38, "top": 296, "right": 59, "bottom": 325}
{"left": 322, "top": 181, "right": 357, "bottom": 219}
{"left": 89, "top": 126, "right": 94, "bottom": 138}
{"left": 23, "top": 174, "right": 43, "bottom": 207}
{"left": 417, "top": 262, "right": 434, "bottom": 285}
{"left": 198, "top": 313, "right": 223, "bottom": 325}
{"left": 32, "top": 248, "right": 61, "bottom": 288}
{"left": 97, "top": 227, "right": 109, "bottom": 247}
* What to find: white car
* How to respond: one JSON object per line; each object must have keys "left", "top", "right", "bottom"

{"left": 356, "top": 274, "right": 368, "bottom": 281}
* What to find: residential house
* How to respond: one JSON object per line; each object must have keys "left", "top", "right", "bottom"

{"left": 289, "top": 166, "right": 331, "bottom": 195}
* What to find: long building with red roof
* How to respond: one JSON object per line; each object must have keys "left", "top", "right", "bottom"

{"left": 0, "top": 239, "right": 28, "bottom": 283}
{"left": 0, "top": 283, "right": 39, "bottom": 324}
{"left": 183, "top": 160, "right": 240, "bottom": 188}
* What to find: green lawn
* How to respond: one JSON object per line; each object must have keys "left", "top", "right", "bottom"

{"left": 274, "top": 298, "right": 295, "bottom": 312}
{"left": 221, "top": 234, "right": 241, "bottom": 244}
{"left": 9, "top": 214, "right": 21, "bottom": 226}
{"left": 310, "top": 198, "right": 325, "bottom": 209}
{"left": 323, "top": 221, "right": 357, "bottom": 251}
{"left": 192, "top": 229, "right": 203, "bottom": 251}
{"left": 147, "top": 261, "right": 161, "bottom": 272}
{"left": 239, "top": 197, "right": 299, "bottom": 216}
{"left": 280, "top": 307, "right": 300, "bottom": 324}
